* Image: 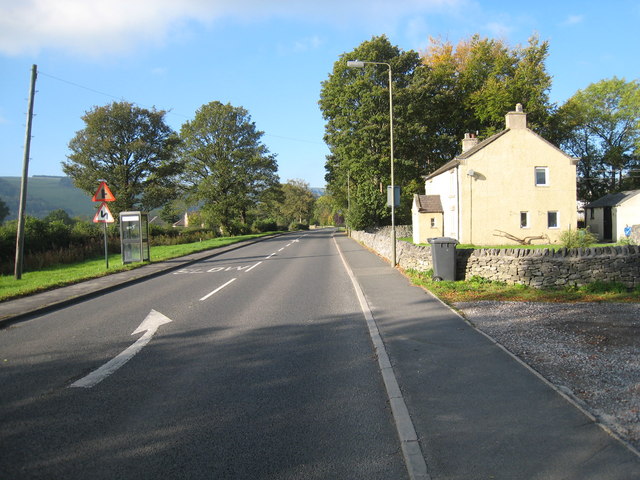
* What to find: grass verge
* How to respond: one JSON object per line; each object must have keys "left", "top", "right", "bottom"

{"left": 404, "top": 269, "right": 640, "bottom": 304}
{"left": 399, "top": 237, "right": 630, "bottom": 250}
{"left": 0, "top": 232, "right": 279, "bottom": 302}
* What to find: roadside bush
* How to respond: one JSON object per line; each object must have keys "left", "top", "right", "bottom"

{"left": 70, "top": 221, "right": 101, "bottom": 242}
{"left": 252, "top": 219, "right": 278, "bottom": 233}
{"left": 46, "top": 220, "right": 72, "bottom": 249}
{"left": 288, "top": 222, "right": 309, "bottom": 231}
{"left": 619, "top": 237, "right": 637, "bottom": 246}
{"left": 559, "top": 228, "right": 597, "bottom": 249}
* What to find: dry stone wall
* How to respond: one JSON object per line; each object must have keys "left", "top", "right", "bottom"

{"left": 350, "top": 227, "right": 640, "bottom": 288}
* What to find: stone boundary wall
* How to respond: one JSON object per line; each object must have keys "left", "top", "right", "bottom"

{"left": 350, "top": 226, "right": 640, "bottom": 288}
{"left": 631, "top": 225, "right": 640, "bottom": 245}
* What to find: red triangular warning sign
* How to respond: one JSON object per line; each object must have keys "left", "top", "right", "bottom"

{"left": 93, "top": 203, "right": 115, "bottom": 223}
{"left": 92, "top": 181, "right": 116, "bottom": 202}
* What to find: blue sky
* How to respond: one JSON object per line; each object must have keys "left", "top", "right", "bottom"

{"left": 1, "top": 0, "right": 638, "bottom": 188}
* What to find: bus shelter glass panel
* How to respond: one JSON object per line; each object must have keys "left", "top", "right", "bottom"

{"left": 119, "top": 211, "right": 150, "bottom": 264}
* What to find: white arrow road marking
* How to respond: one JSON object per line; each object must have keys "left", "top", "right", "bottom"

{"left": 70, "top": 310, "right": 172, "bottom": 389}
{"left": 199, "top": 278, "right": 236, "bottom": 301}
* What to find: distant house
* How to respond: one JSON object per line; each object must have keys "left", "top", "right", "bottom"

{"left": 172, "top": 211, "right": 189, "bottom": 228}
{"left": 172, "top": 209, "right": 203, "bottom": 228}
{"left": 415, "top": 104, "right": 579, "bottom": 245}
{"left": 585, "top": 190, "right": 640, "bottom": 242}
{"left": 411, "top": 194, "right": 443, "bottom": 244}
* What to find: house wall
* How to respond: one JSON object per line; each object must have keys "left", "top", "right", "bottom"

{"left": 617, "top": 195, "right": 640, "bottom": 242}
{"left": 457, "top": 129, "right": 577, "bottom": 245}
{"left": 424, "top": 168, "right": 459, "bottom": 238}
{"left": 585, "top": 207, "right": 604, "bottom": 239}
{"left": 412, "top": 210, "right": 443, "bottom": 244}
{"left": 411, "top": 202, "right": 429, "bottom": 244}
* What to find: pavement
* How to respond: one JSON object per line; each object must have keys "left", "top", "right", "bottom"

{"left": 3, "top": 230, "right": 640, "bottom": 479}
{"left": 335, "top": 233, "right": 640, "bottom": 479}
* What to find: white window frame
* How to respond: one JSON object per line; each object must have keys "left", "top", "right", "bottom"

{"left": 520, "top": 211, "right": 530, "bottom": 229}
{"left": 535, "top": 166, "right": 549, "bottom": 186}
{"left": 547, "top": 211, "right": 559, "bottom": 229}
{"left": 430, "top": 217, "right": 436, "bottom": 228}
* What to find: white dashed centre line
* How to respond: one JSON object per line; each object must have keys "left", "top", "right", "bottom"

{"left": 245, "top": 261, "right": 262, "bottom": 272}
{"left": 200, "top": 278, "right": 236, "bottom": 301}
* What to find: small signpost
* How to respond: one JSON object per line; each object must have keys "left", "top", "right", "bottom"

{"left": 92, "top": 181, "right": 116, "bottom": 268}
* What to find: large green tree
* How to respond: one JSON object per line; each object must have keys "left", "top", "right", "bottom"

{"left": 279, "top": 179, "right": 315, "bottom": 225}
{"left": 63, "top": 101, "right": 182, "bottom": 217}
{"left": 415, "top": 34, "right": 554, "bottom": 165}
{"left": 179, "top": 101, "right": 279, "bottom": 235}
{"left": 319, "top": 35, "right": 423, "bottom": 229}
{"left": 312, "top": 193, "right": 338, "bottom": 226}
{"left": 319, "top": 34, "right": 555, "bottom": 230}
{"left": 556, "top": 77, "right": 640, "bottom": 201}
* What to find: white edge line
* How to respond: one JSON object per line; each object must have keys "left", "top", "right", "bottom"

{"left": 199, "top": 278, "right": 236, "bottom": 301}
{"left": 333, "top": 235, "right": 431, "bottom": 480}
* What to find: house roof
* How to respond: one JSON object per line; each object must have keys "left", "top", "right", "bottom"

{"left": 424, "top": 130, "right": 508, "bottom": 180}
{"left": 414, "top": 194, "right": 443, "bottom": 213}
{"left": 586, "top": 190, "right": 640, "bottom": 208}
{"left": 423, "top": 128, "right": 578, "bottom": 181}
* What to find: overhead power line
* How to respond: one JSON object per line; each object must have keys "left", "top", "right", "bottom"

{"left": 37, "top": 70, "right": 326, "bottom": 146}
{"left": 37, "top": 70, "right": 190, "bottom": 119}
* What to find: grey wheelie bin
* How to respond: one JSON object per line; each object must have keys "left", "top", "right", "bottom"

{"left": 427, "top": 237, "right": 459, "bottom": 281}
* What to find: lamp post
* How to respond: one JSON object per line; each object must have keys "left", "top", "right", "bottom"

{"left": 346, "top": 60, "right": 396, "bottom": 267}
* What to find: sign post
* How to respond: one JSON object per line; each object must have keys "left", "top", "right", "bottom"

{"left": 92, "top": 181, "right": 116, "bottom": 268}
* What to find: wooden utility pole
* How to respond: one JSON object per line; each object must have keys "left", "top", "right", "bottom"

{"left": 14, "top": 64, "right": 37, "bottom": 280}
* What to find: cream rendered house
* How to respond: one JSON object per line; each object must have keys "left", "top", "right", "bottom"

{"left": 417, "top": 104, "right": 578, "bottom": 245}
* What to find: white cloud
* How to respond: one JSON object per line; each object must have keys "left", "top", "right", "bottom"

{"left": 561, "top": 14, "right": 584, "bottom": 26}
{"left": 484, "top": 21, "right": 513, "bottom": 38}
{"left": 405, "top": 16, "right": 430, "bottom": 49}
{"left": 0, "top": 0, "right": 465, "bottom": 57}
{"left": 151, "top": 66, "right": 168, "bottom": 76}
{"left": 292, "top": 35, "right": 323, "bottom": 53}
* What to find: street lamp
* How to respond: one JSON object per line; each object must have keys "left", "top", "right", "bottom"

{"left": 346, "top": 60, "right": 396, "bottom": 267}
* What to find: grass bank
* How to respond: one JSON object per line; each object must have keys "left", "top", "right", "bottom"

{"left": 404, "top": 269, "right": 640, "bottom": 304}
{"left": 0, "top": 232, "right": 279, "bottom": 302}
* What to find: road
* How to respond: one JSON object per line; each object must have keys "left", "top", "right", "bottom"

{"left": 0, "top": 229, "right": 408, "bottom": 479}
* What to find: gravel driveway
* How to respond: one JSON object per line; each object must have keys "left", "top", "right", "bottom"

{"left": 455, "top": 301, "right": 640, "bottom": 453}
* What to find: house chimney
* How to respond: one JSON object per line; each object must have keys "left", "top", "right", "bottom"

{"left": 505, "top": 103, "right": 527, "bottom": 130}
{"left": 462, "top": 132, "right": 479, "bottom": 152}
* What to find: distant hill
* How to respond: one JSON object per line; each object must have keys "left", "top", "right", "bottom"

{"left": 310, "top": 187, "right": 326, "bottom": 198}
{"left": 0, "top": 176, "right": 95, "bottom": 220}
{"left": 0, "top": 176, "right": 328, "bottom": 222}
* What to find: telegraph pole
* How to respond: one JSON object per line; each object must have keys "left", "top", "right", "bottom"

{"left": 14, "top": 64, "right": 37, "bottom": 280}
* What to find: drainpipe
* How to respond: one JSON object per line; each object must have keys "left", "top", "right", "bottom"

{"left": 456, "top": 165, "right": 460, "bottom": 241}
